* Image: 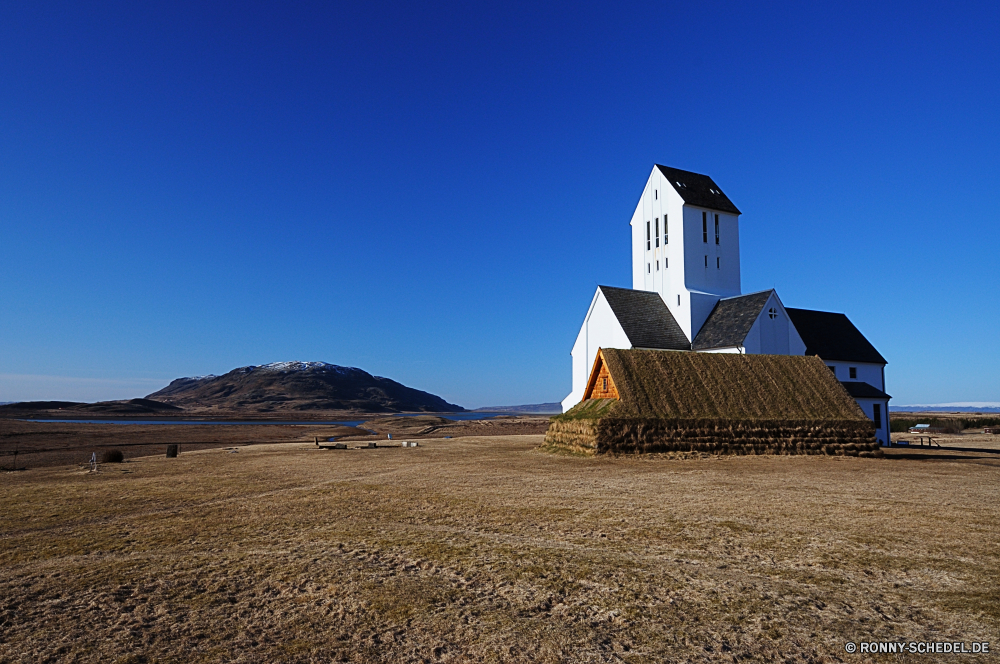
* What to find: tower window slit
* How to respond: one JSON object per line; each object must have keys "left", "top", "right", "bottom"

{"left": 702, "top": 212, "right": 707, "bottom": 242}
{"left": 655, "top": 218, "right": 659, "bottom": 247}
{"left": 715, "top": 214, "right": 719, "bottom": 244}
{"left": 646, "top": 221, "right": 650, "bottom": 251}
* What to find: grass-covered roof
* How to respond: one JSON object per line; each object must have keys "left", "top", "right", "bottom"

{"left": 560, "top": 349, "right": 868, "bottom": 422}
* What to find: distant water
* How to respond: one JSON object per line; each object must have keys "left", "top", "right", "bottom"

{"left": 22, "top": 412, "right": 508, "bottom": 426}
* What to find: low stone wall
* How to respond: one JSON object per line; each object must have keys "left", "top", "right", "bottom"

{"left": 544, "top": 417, "right": 880, "bottom": 457}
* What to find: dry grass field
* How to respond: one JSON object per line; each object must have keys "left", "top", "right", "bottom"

{"left": 2, "top": 433, "right": 999, "bottom": 662}
{"left": 0, "top": 417, "right": 549, "bottom": 470}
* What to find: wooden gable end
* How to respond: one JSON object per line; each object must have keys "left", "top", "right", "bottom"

{"left": 583, "top": 349, "right": 620, "bottom": 400}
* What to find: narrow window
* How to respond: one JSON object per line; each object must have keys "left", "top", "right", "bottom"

{"left": 665, "top": 258, "right": 668, "bottom": 268}
{"left": 647, "top": 263, "right": 650, "bottom": 274}
{"left": 828, "top": 366, "right": 836, "bottom": 374}
{"left": 702, "top": 212, "right": 707, "bottom": 242}
{"left": 717, "top": 257, "right": 720, "bottom": 269}
{"left": 646, "top": 221, "right": 650, "bottom": 250}
{"left": 664, "top": 215, "right": 668, "bottom": 244}
{"left": 849, "top": 367, "right": 857, "bottom": 379}
{"left": 873, "top": 403, "right": 882, "bottom": 429}
{"left": 655, "top": 218, "right": 659, "bottom": 247}
{"left": 655, "top": 189, "right": 657, "bottom": 200}
{"left": 704, "top": 255, "right": 708, "bottom": 267}
{"left": 677, "top": 294, "right": 680, "bottom": 306}
{"left": 656, "top": 260, "right": 659, "bottom": 271}
{"left": 603, "top": 377, "right": 608, "bottom": 390}
{"left": 715, "top": 214, "right": 720, "bottom": 244}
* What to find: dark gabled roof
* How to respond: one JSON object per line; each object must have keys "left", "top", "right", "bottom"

{"left": 786, "top": 308, "right": 887, "bottom": 365}
{"left": 691, "top": 291, "right": 773, "bottom": 350}
{"left": 656, "top": 165, "right": 741, "bottom": 215}
{"left": 599, "top": 286, "right": 690, "bottom": 351}
{"left": 840, "top": 381, "right": 892, "bottom": 400}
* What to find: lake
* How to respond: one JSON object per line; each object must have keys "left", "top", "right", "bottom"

{"left": 22, "top": 412, "right": 509, "bottom": 427}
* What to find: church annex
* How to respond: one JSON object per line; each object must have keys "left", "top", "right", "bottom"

{"left": 547, "top": 349, "right": 878, "bottom": 456}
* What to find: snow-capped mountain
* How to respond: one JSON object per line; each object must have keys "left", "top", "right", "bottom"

{"left": 146, "top": 362, "right": 463, "bottom": 413}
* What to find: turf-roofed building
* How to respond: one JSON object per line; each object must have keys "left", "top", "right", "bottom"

{"left": 561, "top": 165, "right": 891, "bottom": 446}
{"left": 546, "top": 350, "right": 879, "bottom": 456}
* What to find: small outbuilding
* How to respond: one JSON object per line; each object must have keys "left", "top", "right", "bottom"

{"left": 545, "top": 348, "right": 880, "bottom": 456}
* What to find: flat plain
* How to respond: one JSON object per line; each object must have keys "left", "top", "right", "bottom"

{"left": 1, "top": 432, "right": 998, "bottom": 663}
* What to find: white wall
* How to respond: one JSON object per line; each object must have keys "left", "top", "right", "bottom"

{"left": 824, "top": 361, "right": 885, "bottom": 392}
{"left": 561, "top": 287, "right": 634, "bottom": 412}
{"left": 631, "top": 167, "right": 687, "bottom": 336}
{"left": 853, "top": 397, "right": 890, "bottom": 446}
{"left": 683, "top": 206, "right": 741, "bottom": 301}
{"left": 688, "top": 291, "right": 722, "bottom": 343}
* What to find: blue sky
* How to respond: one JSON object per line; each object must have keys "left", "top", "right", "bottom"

{"left": 1, "top": 1, "right": 998, "bottom": 408}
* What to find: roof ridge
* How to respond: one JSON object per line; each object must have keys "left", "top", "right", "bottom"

{"left": 718, "top": 289, "right": 773, "bottom": 301}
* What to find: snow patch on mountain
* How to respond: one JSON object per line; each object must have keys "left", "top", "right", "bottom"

{"left": 259, "top": 361, "right": 332, "bottom": 372}
{"left": 235, "top": 361, "right": 361, "bottom": 375}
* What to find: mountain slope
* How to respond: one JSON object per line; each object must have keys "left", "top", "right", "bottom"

{"left": 147, "top": 361, "right": 463, "bottom": 413}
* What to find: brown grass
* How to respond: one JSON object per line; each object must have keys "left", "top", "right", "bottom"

{"left": 1, "top": 435, "right": 998, "bottom": 662}
{"left": 0, "top": 418, "right": 551, "bottom": 469}
{"left": 603, "top": 350, "right": 866, "bottom": 421}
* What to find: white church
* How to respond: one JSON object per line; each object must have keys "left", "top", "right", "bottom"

{"left": 562, "top": 165, "right": 892, "bottom": 445}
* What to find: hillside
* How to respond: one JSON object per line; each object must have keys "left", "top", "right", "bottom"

{"left": 0, "top": 398, "right": 183, "bottom": 418}
{"left": 146, "top": 361, "right": 463, "bottom": 413}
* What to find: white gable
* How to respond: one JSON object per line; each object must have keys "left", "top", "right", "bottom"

{"left": 562, "top": 288, "right": 633, "bottom": 412}
{"left": 743, "top": 291, "right": 807, "bottom": 355}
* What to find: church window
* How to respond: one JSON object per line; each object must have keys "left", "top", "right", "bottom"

{"left": 715, "top": 215, "right": 720, "bottom": 244}
{"left": 704, "top": 255, "right": 708, "bottom": 267}
{"left": 665, "top": 258, "right": 668, "bottom": 268}
{"left": 703, "top": 212, "right": 708, "bottom": 242}
{"left": 873, "top": 403, "right": 882, "bottom": 428}
{"left": 655, "top": 189, "right": 657, "bottom": 200}
{"left": 849, "top": 367, "right": 857, "bottom": 379}
{"left": 717, "top": 257, "right": 720, "bottom": 269}
{"left": 677, "top": 294, "right": 681, "bottom": 306}
{"left": 647, "top": 263, "right": 650, "bottom": 273}
{"left": 655, "top": 218, "right": 659, "bottom": 247}
{"left": 656, "top": 260, "right": 659, "bottom": 271}
{"left": 664, "top": 215, "right": 668, "bottom": 244}
{"left": 768, "top": 307, "right": 777, "bottom": 319}
{"left": 646, "top": 221, "right": 650, "bottom": 250}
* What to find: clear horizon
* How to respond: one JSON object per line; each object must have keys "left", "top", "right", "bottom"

{"left": 2, "top": 1, "right": 998, "bottom": 409}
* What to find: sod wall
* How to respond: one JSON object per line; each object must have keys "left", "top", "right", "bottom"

{"left": 545, "top": 416, "right": 878, "bottom": 456}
